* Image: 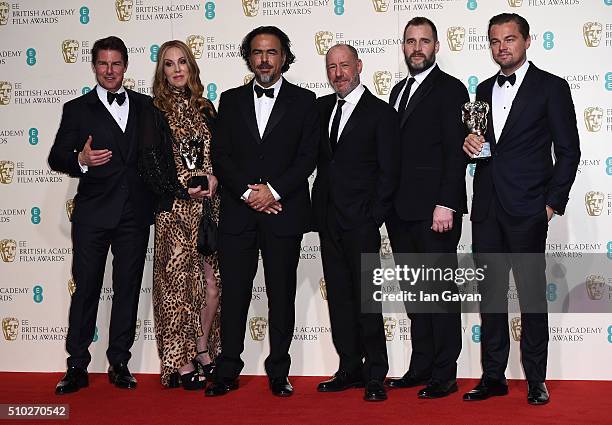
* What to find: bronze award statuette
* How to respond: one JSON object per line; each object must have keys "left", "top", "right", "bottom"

{"left": 462, "top": 101, "right": 491, "bottom": 159}
{"left": 178, "top": 137, "right": 208, "bottom": 190}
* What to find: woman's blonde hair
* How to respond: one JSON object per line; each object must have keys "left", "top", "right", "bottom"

{"left": 152, "top": 40, "right": 215, "bottom": 119}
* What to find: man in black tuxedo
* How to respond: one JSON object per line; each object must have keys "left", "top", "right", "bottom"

{"left": 207, "top": 26, "right": 318, "bottom": 397}
{"left": 462, "top": 13, "right": 580, "bottom": 405}
{"left": 385, "top": 17, "right": 469, "bottom": 399}
{"left": 312, "top": 44, "right": 400, "bottom": 402}
{"left": 49, "top": 36, "right": 153, "bottom": 394}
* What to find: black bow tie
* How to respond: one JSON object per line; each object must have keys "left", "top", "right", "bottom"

{"left": 497, "top": 73, "right": 516, "bottom": 87}
{"left": 107, "top": 91, "right": 126, "bottom": 105}
{"left": 254, "top": 85, "right": 274, "bottom": 98}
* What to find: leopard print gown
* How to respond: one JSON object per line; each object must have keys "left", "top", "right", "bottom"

{"left": 152, "top": 88, "right": 221, "bottom": 387}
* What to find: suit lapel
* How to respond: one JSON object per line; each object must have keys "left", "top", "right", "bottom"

{"left": 240, "top": 82, "right": 261, "bottom": 143}
{"left": 479, "top": 76, "right": 496, "bottom": 147}
{"left": 262, "top": 81, "right": 293, "bottom": 141}
{"left": 400, "top": 65, "right": 439, "bottom": 128}
{"left": 497, "top": 64, "right": 538, "bottom": 146}
{"left": 124, "top": 90, "right": 138, "bottom": 160}
{"left": 389, "top": 78, "right": 405, "bottom": 108}
{"left": 337, "top": 88, "right": 370, "bottom": 147}
{"left": 322, "top": 95, "right": 335, "bottom": 157}
{"left": 85, "top": 90, "right": 125, "bottom": 161}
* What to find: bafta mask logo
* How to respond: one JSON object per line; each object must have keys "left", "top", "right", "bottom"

{"left": 0, "top": 2, "right": 9, "bottom": 26}
{"left": 242, "top": 0, "right": 260, "bottom": 17}
{"left": 319, "top": 277, "right": 327, "bottom": 301}
{"left": 583, "top": 22, "right": 603, "bottom": 48}
{"left": 373, "top": 71, "right": 392, "bottom": 96}
{"left": 66, "top": 198, "right": 75, "bottom": 222}
{"left": 123, "top": 77, "right": 136, "bottom": 91}
{"left": 0, "top": 160, "right": 15, "bottom": 184}
{"left": 383, "top": 317, "right": 397, "bottom": 341}
{"left": 510, "top": 317, "right": 522, "bottom": 342}
{"left": 249, "top": 316, "right": 268, "bottom": 341}
{"left": 0, "top": 81, "right": 12, "bottom": 106}
{"left": 314, "top": 31, "right": 334, "bottom": 56}
{"left": 371, "top": 0, "right": 389, "bottom": 12}
{"left": 61, "top": 40, "right": 79, "bottom": 64}
{"left": 380, "top": 234, "right": 392, "bottom": 259}
{"left": 244, "top": 73, "right": 255, "bottom": 85}
{"left": 134, "top": 318, "right": 142, "bottom": 341}
{"left": 507, "top": 0, "right": 523, "bottom": 6}
{"left": 585, "top": 191, "right": 605, "bottom": 216}
{"left": 187, "top": 35, "right": 205, "bottom": 59}
{"left": 586, "top": 275, "right": 605, "bottom": 301}
{"left": 115, "top": 0, "right": 134, "bottom": 21}
{"left": 447, "top": 27, "right": 466, "bottom": 52}
{"left": 0, "top": 239, "right": 16, "bottom": 262}
{"left": 584, "top": 107, "right": 604, "bottom": 132}
{"left": 2, "top": 317, "right": 19, "bottom": 341}
{"left": 68, "top": 278, "right": 76, "bottom": 296}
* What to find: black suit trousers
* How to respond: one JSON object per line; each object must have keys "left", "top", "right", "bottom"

{"left": 386, "top": 212, "right": 462, "bottom": 382}
{"left": 215, "top": 215, "right": 302, "bottom": 380}
{"left": 66, "top": 200, "right": 150, "bottom": 368}
{"left": 319, "top": 207, "right": 389, "bottom": 382}
{"left": 472, "top": 194, "right": 549, "bottom": 383}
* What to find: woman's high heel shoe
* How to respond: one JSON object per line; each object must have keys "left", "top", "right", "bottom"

{"left": 180, "top": 369, "right": 205, "bottom": 391}
{"left": 167, "top": 371, "right": 181, "bottom": 389}
{"left": 194, "top": 349, "right": 216, "bottom": 380}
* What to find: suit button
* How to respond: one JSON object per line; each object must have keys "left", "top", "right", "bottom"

{"left": 259, "top": 155, "right": 264, "bottom": 160}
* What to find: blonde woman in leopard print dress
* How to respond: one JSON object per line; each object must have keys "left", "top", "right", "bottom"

{"left": 139, "top": 40, "right": 220, "bottom": 390}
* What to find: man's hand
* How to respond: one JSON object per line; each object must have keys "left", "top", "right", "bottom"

{"left": 207, "top": 174, "right": 218, "bottom": 198}
{"left": 246, "top": 184, "right": 277, "bottom": 211}
{"left": 463, "top": 134, "right": 484, "bottom": 158}
{"left": 431, "top": 206, "right": 454, "bottom": 233}
{"left": 546, "top": 205, "right": 554, "bottom": 222}
{"left": 78, "top": 135, "right": 112, "bottom": 167}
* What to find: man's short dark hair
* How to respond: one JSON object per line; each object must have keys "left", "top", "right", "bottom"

{"left": 488, "top": 13, "right": 530, "bottom": 40}
{"left": 91, "top": 36, "right": 128, "bottom": 65}
{"left": 404, "top": 17, "right": 438, "bottom": 43}
{"left": 240, "top": 26, "right": 296, "bottom": 73}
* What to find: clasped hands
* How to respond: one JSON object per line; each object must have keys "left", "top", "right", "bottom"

{"left": 245, "top": 184, "right": 282, "bottom": 215}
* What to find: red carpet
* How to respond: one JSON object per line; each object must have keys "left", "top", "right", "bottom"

{"left": 0, "top": 373, "right": 610, "bottom": 424}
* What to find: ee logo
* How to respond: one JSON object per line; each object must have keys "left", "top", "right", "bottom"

{"left": 28, "top": 128, "right": 39, "bottom": 146}
{"left": 204, "top": 2, "right": 215, "bottom": 19}
{"left": 543, "top": 32, "right": 554, "bottom": 50}
{"left": 150, "top": 45, "right": 160, "bottom": 62}
{"left": 334, "top": 0, "right": 344, "bottom": 15}
{"left": 467, "top": 0, "right": 478, "bottom": 11}
{"left": 31, "top": 207, "right": 41, "bottom": 225}
{"left": 547, "top": 283, "right": 557, "bottom": 302}
{"left": 79, "top": 7, "right": 90, "bottom": 24}
{"left": 33, "top": 285, "right": 43, "bottom": 303}
{"left": 471, "top": 325, "right": 481, "bottom": 343}
{"left": 207, "top": 83, "right": 218, "bottom": 101}
{"left": 26, "top": 48, "right": 36, "bottom": 66}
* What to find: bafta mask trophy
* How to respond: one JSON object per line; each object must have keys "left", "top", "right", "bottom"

{"left": 178, "top": 138, "right": 208, "bottom": 189}
{"left": 462, "top": 101, "right": 491, "bottom": 159}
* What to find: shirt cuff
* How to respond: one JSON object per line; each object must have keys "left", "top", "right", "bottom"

{"left": 268, "top": 184, "right": 281, "bottom": 201}
{"left": 436, "top": 204, "right": 455, "bottom": 213}
{"left": 78, "top": 159, "right": 88, "bottom": 173}
{"left": 241, "top": 188, "right": 252, "bottom": 201}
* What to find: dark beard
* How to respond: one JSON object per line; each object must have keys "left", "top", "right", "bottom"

{"left": 405, "top": 54, "right": 435, "bottom": 76}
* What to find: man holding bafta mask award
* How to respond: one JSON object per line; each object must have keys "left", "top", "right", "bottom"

{"left": 462, "top": 13, "right": 580, "bottom": 405}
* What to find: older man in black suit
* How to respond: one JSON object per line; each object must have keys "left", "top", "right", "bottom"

{"left": 49, "top": 36, "right": 153, "bottom": 394}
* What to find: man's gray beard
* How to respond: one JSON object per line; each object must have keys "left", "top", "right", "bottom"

{"left": 406, "top": 55, "right": 435, "bottom": 76}
{"left": 257, "top": 73, "right": 273, "bottom": 84}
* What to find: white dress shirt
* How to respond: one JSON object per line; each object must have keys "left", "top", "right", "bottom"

{"left": 328, "top": 83, "right": 365, "bottom": 139}
{"left": 393, "top": 62, "right": 437, "bottom": 112}
{"left": 492, "top": 60, "right": 530, "bottom": 141}
{"left": 242, "top": 77, "right": 284, "bottom": 201}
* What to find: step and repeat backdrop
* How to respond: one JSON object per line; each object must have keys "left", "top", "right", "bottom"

{"left": 1, "top": 0, "right": 611, "bottom": 379}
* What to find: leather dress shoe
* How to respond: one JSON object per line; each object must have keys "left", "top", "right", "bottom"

{"left": 386, "top": 374, "right": 429, "bottom": 389}
{"left": 463, "top": 378, "right": 508, "bottom": 401}
{"left": 418, "top": 380, "right": 458, "bottom": 399}
{"left": 527, "top": 381, "right": 549, "bottom": 405}
{"left": 270, "top": 377, "right": 293, "bottom": 397}
{"left": 317, "top": 371, "right": 364, "bottom": 392}
{"left": 364, "top": 380, "right": 387, "bottom": 401}
{"left": 108, "top": 363, "right": 137, "bottom": 389}
{"left": 204, "top": 379, "right": 239, "bottom": 397}
{"left": 55, "top": 367, "right": 88, "bottom": 395}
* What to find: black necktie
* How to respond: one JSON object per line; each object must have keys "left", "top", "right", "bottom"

{"left": 107, "top": 91, "right": 126, "bottom": 106}
{"left": 329, "top": 99, "right": 346, "bottom": 153}
{"left": 397, "top": 77, "right": 416, "bottom": 113}
{"left": 254, "top": 85, "right": 274, "bottom": 98}
{"left": 497, "top": 73, "right": 516, "bottom": 86}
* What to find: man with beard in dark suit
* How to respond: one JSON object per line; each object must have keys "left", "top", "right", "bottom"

{"left": 385, "top": 17, "right": 469, "bottom": 399}
{"left": 462, "top": 13, "right": 580, "bottom": 405}
{"left": 312, "top": 43, "right": 400, "bottom": 402}
{"left": 206, "top": 26, "right": 319, "bottom": 397}
{"left": 49, "top": 36, "right": 153, "bottom": 394}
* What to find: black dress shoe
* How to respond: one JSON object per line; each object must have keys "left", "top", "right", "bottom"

{"left": 463, "top": 378, "right": 508, "bottom": 401}
{"left": 55, "top": 367, "right": 88, "bottom": 395}
{"left": 204, "top": 379, "right": 239, "bottom": 397}
{"left": 270, "top": 377, "right": 293, "bottom": 397}
{"left": 527, "top": 381, "right": 549, "bottom": 405}
{"left": 108, "top": 363, "right": 137, "bottom": 389}
{"left": 418, "top": 380, "right": 458, "bottom": 399}
{"left": 386, "top": 374, "right": 429, "bottom": 389}
{"left": 317, "top": 371, "right": 364, "bottom": 392}
{"left": 364, "top": 380, "right": 387, "bottom": 402}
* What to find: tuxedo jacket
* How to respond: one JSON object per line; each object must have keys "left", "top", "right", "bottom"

{"left": 471, "top": 62, "right": 580, "bottom": 221}
{"left": 389, "top": 65, "right": 469, "bottom": 221}
{"left": 211, "top": 79, "right": 319, "bottom": 236}
{"left": 312, "top": 87, "right": 400, "bottom": 232}
{"left": 48, "top": 88, "right": 154, "bottom": 229}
